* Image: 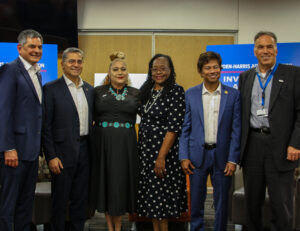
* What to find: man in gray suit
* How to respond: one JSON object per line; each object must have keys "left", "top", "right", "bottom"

{"left": 239, "top": 31, "right": 300, "bottom": 231}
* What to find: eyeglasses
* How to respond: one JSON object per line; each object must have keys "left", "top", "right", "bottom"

{"left": 151, "top": 67, "right": 170, "bottom": 73}
{"left": 67, "top": 59, "right": 83, "bottom": 65}
{"left": 202, "top": 65, "right": 220, "bottom": 71}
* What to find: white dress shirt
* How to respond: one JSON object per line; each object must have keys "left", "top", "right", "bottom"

{"left": 19, "top": 56, "right": 42, "bottom": 103}
{"left": 202, "top": 83, "right": 221, "bottom": 144}
{"left": 63, "top": 75, "right": 89, "bottom": 136}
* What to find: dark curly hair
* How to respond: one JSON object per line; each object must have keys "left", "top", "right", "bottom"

{"left": 139, "top": 54, "right": 176, "bottom": 104}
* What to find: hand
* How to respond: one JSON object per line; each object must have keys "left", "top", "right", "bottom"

{"left": 4, "top": 150, "right": 18, "bottom": 168}
{"left": 224, "top": 162, "right": 236, "bottom": 176}
{"left": 181, "top": 159, "right": 195, "bottom": 175}
{"left": 287, "top": 146, "right": 300, "bottom": 161}
{"left": 154, "top": 157, "right": 166, "bottom": 178}
{"left": 48, "top": 157, "right": 64, "bottom": 174}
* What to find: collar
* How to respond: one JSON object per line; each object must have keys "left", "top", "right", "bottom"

{"left": 202, "top": 82, "right": 221, "bottom": 95}
{"left": 19, "top": 55, "right": 40, "bottom": 73}
{"left": 110, "top": 84, "right": 126, "bottom": 93}
{"left": 63, "top": 74, "right": 84, "bottom": 88}
{"left": 256, "top": 63, "right": 276, "bottom": 78}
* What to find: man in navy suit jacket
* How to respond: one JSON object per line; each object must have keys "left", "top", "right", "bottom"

{"left": 42, "top": 47, "right": 94, "bottom": 231}
{"left": 0, "top": 29, "right": 43, "bottom": 231}
{"left": 179, "top": 51, "right": 241, "bottom": 231}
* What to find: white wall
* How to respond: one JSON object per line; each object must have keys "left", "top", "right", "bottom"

{"left": 78, "top": 0, "right": 300, "bottom": 43}
{"left": 238, "top": 0, "right": 300, "bottom": 43}
{"left": 78, "top": 0, "right": 238, "bottom": 30}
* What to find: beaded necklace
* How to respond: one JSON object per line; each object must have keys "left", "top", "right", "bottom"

{"left": 144, "top": 88, "right": 163, "bottom": 113}
{"left": 109, "top": 86, "right": 128, "bottom": 101}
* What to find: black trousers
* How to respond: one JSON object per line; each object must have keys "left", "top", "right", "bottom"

{"left": 51, "top": 139, "right": 89, "bottom": 231}
{"left": 242, "top": 131, "right": 294, "bottom": 231}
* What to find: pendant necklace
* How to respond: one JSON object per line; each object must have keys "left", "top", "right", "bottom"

{"left": 109, "top": 86, "right": 128, "bottom": 101}
{"left": 144, "top": 87, "right": 163, "bottom": 113}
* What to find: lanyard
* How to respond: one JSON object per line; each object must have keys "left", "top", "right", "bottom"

{"left": 256, "top": 63, "right": 278, "bottom": 107}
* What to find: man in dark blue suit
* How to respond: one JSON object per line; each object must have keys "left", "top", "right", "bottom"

{"left": 179, "top": 51, "right": 241, "bottom": 231}
{"left": 42, "top": 47, "right": 94, "bottom": 231}
{"left": 0, "top": 29, "right": 43, "bottom": 231}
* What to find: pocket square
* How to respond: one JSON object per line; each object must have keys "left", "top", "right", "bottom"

{"left": 278, "top": 79, "right": 284, "bottom": 82}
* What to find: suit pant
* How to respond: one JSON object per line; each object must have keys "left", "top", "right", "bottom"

{"left": 243, "top": 131, "right": 294, "bottom": 231}
{"left": 0, "top": 158, "right": 38, "bottom": 231}
{"left": 51, "top": 139, "right": 89, "bottom": 231}
{"left": 190, "top": 149, "right": 231, "bottom": 231}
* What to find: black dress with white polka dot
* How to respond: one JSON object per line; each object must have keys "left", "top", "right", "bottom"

{"left": 136, "top": 84, "right": 188, "bottom": 219}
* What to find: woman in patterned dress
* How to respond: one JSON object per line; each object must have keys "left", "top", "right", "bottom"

{"left": 137, "top": 54, "right": 187, "bottom": 231}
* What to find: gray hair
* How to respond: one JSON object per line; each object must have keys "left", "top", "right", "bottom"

{"left": 62, "top": 47, "right": 84, "bottom": 62}
{"left": 254, "top": 31, "right": 277, "bottom": 44}
{"left": 17, "top": 29, "right": 43, "bottom": 45}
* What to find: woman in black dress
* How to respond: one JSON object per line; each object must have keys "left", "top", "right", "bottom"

{"left": 91, "top": 52, "right": 139, "bottom": 231}
{"left": 137, "top": 54, "right": 187, "bottom": 231}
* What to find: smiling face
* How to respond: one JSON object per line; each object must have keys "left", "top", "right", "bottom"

{"left": 151, "top": 57, "right": 171, "bottom": 88}
{"left": 109, "top": 60, "right": 128, "bottom": 88}
{"left": 61, "top": 52, "right": 83, "bottom": 79}
{"left": 254, "top": 34, "right": 278, "bottom": 72}
{"left": 199, "top": 59, "right": 221, "bottom": 86}
{"left": 17, "top": 37, "right": 43, "bottom": 65}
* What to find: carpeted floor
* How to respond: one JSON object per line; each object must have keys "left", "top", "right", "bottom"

{"left": 36, "top": 189, "right": 241, "bottom": 231}
{"left": 87, "top": 190, "right": 239, "bottom": 231}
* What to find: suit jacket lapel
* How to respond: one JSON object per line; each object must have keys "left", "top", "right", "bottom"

{"left": 37, "top": 72, "right": 42, "bottom": 87}
{"left": 59, "top": 77, "right": 78, "bottom": 114}
{"left": 82, "top": 82, "right": 93, "bottom": 127}
{"left": 17, "top": 58, "right": 40, "bottom": 102}
{"left": 82, "top": 83, "right": 92, "bottom": 110}
{"left": 197, "top": 84, "right": 204, "bottom": 126}
{"left": 244, "top": 69, "right": 256, "bottom": 121}
{"left": 218, "top": 84, "right": 228, "bottom": 124}
{"left": 269, "top": 65, "right": 285, "bottom": 112}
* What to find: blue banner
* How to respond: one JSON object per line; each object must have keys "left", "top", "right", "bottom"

{"left": 0, "top": 42, "right": 58, "bottom": 85}
{"left": 207, "top": 43, "right": 300, "bottom": 89}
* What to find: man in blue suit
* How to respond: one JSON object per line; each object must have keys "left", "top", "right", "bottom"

{"left": 0, "top": 29, "right": 43, "bottom": 231}
{"left": 179, "top": 51, "right": 241, "bottom": 231}
{"left": 42, "top": 47, "right": 94, "bottom": 231}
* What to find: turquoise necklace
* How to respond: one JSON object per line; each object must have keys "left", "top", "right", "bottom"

{"left": 109, "top": 86, "right": 128, "bottom": 101}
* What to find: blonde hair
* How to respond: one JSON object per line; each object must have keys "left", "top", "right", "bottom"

{"left": 103, "top": 51, "right": 129, "bottom": 85}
